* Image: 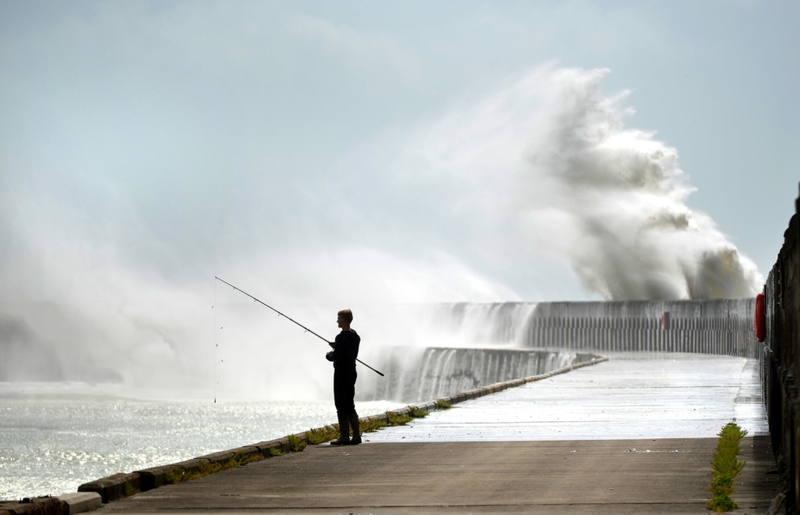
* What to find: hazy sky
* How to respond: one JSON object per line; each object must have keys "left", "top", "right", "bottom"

{"left": 1, "top": 1, "right": 799, "bottom": 386}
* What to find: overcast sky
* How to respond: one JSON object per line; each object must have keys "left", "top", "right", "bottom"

{"left": 1, "top": 0, "right": 799, "bottom": 386}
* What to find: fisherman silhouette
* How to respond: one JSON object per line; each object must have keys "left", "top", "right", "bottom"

{"left": 326, "top": 309, "right": 361, "bottom": 445}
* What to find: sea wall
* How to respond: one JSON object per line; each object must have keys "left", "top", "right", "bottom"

{"left": 524, "top": 298, "right": 760, "bottom": 358}
{"left": 419, "top": 298, "right": 760, "bottom": 358}
{"left": 360, "top": 348, "right": 598, "bottom": 403}
{"left": 366, "top": 298, "right": 762, "bottom": 404}
{"left": 763, "top": 184, "right": 800, "bottom": 512}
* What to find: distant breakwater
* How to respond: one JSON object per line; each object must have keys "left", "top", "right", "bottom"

{"left": 361, "top": 298, "right": 760, "bottom": 403}
{"left": 413, "top": 298, "right": 758, "bottom": 358}
{"left": 361, "top": 348, "right": 598, "bottom": 403}
{"left": 524, "top": 299, "right": 758, "bottom": 358}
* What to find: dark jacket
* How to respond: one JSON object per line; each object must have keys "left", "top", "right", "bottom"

{"left": 326, "top": 330, "right": 360, "bottom": 369}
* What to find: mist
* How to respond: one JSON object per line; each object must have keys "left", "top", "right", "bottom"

{"left": 0, "top": 4, "right": 762, "bottom": 396}
{"left": 391, "top": 65, "right": 762, "bottom": 302}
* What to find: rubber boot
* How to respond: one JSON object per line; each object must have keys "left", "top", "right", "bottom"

{"left": 348, "top": 413, "right": 361, "bottom": 445}
{"left": 330, "top": 414, "right": 349, "bottom": 446}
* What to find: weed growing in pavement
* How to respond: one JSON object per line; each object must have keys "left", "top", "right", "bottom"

{"left": 165, "top": 466, "right": 188, "bottom": 484}
{"left": 408, "top": 406, "right": 429, "bottom": 418}
{"left": 386, "top": 411, "right": 413, "bottom": 425}
{"left": 359, "top": 417, "right": 388, "bottom": 433}
{"left": 165, "top": 451, "right": 263, "bottom": 484}
{"left": 288, "top": 434, "right": 307, "bottom": 452}
{"left": 228, "top": 449, "right": 258, "bottom": 468}
{"left": 306, "top": 425, "right": 338, "bottom": 445}
{"left": 707, "top": 422, "right": 748, "bottom": 512}
{"left": 436, "top": 399, "right": 452, "bottom": 410}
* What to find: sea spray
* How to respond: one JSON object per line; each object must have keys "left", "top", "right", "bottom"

{"left": 0, "top": 65, "right": 763, "bottom": 391}
{"left": 399, "top": 65, "right": 762, "bottom": 300}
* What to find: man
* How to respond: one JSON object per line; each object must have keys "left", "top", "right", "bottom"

{"left": 326, "top": 309, "right": 361, "bottom": 445}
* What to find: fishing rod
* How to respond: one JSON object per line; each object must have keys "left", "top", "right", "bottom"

{"left": 214, "top": 276, "right": 384, "bottom": 377}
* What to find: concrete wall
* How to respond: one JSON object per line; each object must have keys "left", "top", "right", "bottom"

{"left": 764, "top": 184, "right": 800, "bottom": 512}
{"left": 414, "top": 300, "right": 759, "bottom": 357}
{"left": 524, "top": 298, "right": 759, "bottom": 358}
{"left": 362, "top": 297, "right": 762, "bottom": 404}
{"left": 362, "top": 348, "right": 598, "bottom": 403}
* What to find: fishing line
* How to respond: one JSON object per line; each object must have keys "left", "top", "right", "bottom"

{"left": 213, "top": 278, "right": 218, "bottom": 403}
{"left": 214, "top": 276, "right": 384, "bottom": 377}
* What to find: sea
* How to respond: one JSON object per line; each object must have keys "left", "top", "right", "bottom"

{"left": 0, "top": 382, "right": 402, "bottom": 501}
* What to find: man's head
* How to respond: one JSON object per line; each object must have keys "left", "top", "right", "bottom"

{"left": 337, "top": 309, "right": 353, "bottom": 329}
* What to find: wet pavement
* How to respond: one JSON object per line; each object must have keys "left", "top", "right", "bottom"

{"left": 364, "top": 352, "right": 768, "bottom": 443}
{"left": 94, "top": 352, "right": 779, "bottom": 514}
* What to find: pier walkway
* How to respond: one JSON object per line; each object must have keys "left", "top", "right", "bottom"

{"left": 96, "top": 353, "right": 781, "bottom": 514}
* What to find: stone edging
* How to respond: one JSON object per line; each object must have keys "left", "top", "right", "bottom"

{"left": 0, "top": 492, "right": 102, "bottom": 515}
{"left": 3, "top": 354, "right": 608, "bottom": 515}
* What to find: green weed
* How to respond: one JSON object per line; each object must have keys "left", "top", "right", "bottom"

{"left": 306, "top": 426, "right": 338, "bottom": 445}
{"left": 436, "top": 399, "right": 452, "bottom": 410}
{"left": 707, "top": 423, "right": 748, "bottom": 512}
{"left": 359, "top": 417, "right": 387, "bottom": 433}
{"left": 166, "top": 462, "right": 214, "bottom": 484}
{"left": 165, "top": 465, "right": 188, "bottom": 484}
{"left": 197, "top": 459, "right": 218, "bottom": 476}
{"left": 228, "top": 449, "right": 260, "bottom": 468}
{"left": 268, "top": 447, "right": 285, "bottom": 457}
{"left": 165, "top": 452, "right": 263, "bottom": 484}
{"left": 710, "top": 475, "right": 735, "bottom": 495}
{"left": 708, "top": 492, "right": 738, "bottom": 512}
{"left": 386, "top": 411, "right": 413, "bottom": 426}
{"left": 288, "top": 434, "right": 307, "bottom": 452}
{"left": 408, "top": 406, "right": 429, "bottom": 418}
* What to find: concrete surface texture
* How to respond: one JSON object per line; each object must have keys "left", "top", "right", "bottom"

{"left": 93, "top": 353, "right": 779, "bottom": 514}
{"left": 97, "top": 437, "right": 778, "bottom": 514}
{"left": 58, "top": 492, "right": 103, "bottom": 515}
{"left": 365, "top": 352, "right": 768, "bottom": 443}
{"left": 0, "top": 492, "right": 102, "bottom": 515}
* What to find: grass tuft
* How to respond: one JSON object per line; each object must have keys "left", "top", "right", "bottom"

{"left": 288, "top": 434, "right": 307, "bottom": 452}
{"left": 436, "top": 399, "right": 452, "bottom": 410}
{"left": 165, "top": 451, "right": 263, "bottom": 484}
{"left": 268, "top": 447, "right": 285, "bottom": 457}
{"left": 408, "top": 406, "right": 429, "bottom": 418}
{"left": 386, "top": 411, "right": 413, "bottom": 426}
{"left": 706, "top": 422, "right": 748, "bottom": 512}
{"left": 197, "top": 459, "right": 218, "bottom": 476}
{"left": 228, "top": 449, "right": 259, "bottom": 468}
{"left": 165, "top": 465, "right": 188, "bottom": 484}
{"left": 710, "top": 475, "right": 735, "bottom": 495}
{"left": 167, "top": 461, "right": 213, "bottom": 484}
{"left": 708, "top": 492, "right": 738, "bottom": 512}
{"left": 359, "top": 417, "right": 387, "bottom": 433}
{"left": 306, "top": 426, "right": 338, "bottom": 445}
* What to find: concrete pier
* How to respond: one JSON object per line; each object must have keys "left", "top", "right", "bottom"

{"left": 365, "top": 352, "right": 768, "bottom": 443}
{"left": 93, "top": 353, "right": 780, "bottom": 514}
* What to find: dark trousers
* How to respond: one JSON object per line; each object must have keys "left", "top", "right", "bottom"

{"left": 333, "top": 368, "right": 357, "bottom": 417}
